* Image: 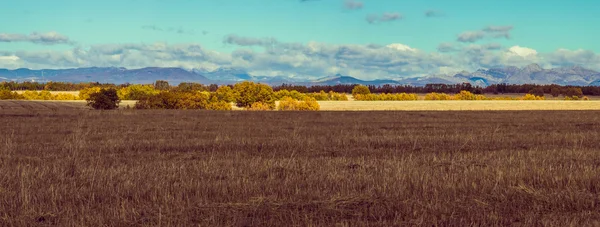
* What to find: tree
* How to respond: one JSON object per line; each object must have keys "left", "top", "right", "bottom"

{"left": 215, "top": 85, "right": 235, "bottom": 103}
{"left": 87, "top": 88, "right": 120, "bottom": 110}
{"left": 352, "top": 85, "right": 371, "bottom": 97}
{"left": 528, "top": 87, "right": 545, "bottom": 97}
{"left": 233, "top": 81, "right": 275, "bottom": 109}
{"left": 154, "top": 80, "right": 170, "bottom": 91}
{"left": 550, "top": 87, "right": 561, "bottom": 97}
{"left": 564, "top": 87, "right": 583, "bottom": 98}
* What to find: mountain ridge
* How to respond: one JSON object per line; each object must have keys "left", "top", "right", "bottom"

{"left": 1, "top": 65, "right": 599, "bottom": 86}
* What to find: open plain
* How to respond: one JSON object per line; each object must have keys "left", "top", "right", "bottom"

{"left": 1, "top": 108, "right": 599, "bottom": 226}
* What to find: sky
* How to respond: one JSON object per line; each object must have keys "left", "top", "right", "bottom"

{"left": 1, "top": 0, "right": 599, "bottom": 79}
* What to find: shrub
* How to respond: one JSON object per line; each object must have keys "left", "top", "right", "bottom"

{"left": 354, "top": 93, "right": 418, "bottom": 101}
{"left": 233, "top": 81, "right": 275, "bottom": 109}
{"left": 329, "top": 91, "right": 349, "bottom": 101}
{"left": 206, "top": 100, "right": 233, "bottom": 110}
{"left": 454, "top": 90, "right": 477, "bottom": 100}
{"left": 277, "top": 97, "right": 320, "bottom": 111}
{"left": 425, "top": 92, "right": 453, "bottom": 100}
{"left": 275, "top": 89, "right": 306, "bottom": 100}
{"left": 118, "top": 85, "right": 159, "bottom": 100}
{"left": 521, "top": 94, "right": 545, "bottom": 100}
{"left": 247, "top": 102, "right": 274, "bottom": 111}
{"left": 53, "top": 93, "right": 78, "bottom": 100}
{"left": 583, "top": 96, "right": 590, "bottom": 101}
{"left": 87, "top": 88, "right": 120, "bottom": 110}
{"left": 22, "top": 91, "right": 53, "bottom": 100}
{"left": 135, "top": 92, "right": 210, "bottom": 109}
{"left": 352, "top": 85, "right": 370, "bottom": 97}
{"left": 0, "top": 89, "right": 24, "bottom": 100}
{"left": 565, "top": 96, "right": 580, "bottom": 101}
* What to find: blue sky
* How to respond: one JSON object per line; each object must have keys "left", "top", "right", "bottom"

{"left": 1, "top": 0, "right": 599, "bottom": 79}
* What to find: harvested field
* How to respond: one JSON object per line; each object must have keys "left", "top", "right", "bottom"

{"left": 1, "top": 109, "right": 599, "bottom": 226}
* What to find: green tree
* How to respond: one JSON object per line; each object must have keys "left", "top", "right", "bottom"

{"left": 215, "top": 85, "right": 235, "bottom": 102}
{"left": 352, "top": 85, "right": 371, "bottom": 97}
{"left": 233, "top": 81, "right": 275, "bottom": 109}
{"left": 154, "top": 80, "right": 170, "bottom": 91}
{"left": 528, "top": 87, "right": 545, "bottom": 97}
{"left": 87, "top": 88, "right": 121, "bottom": 110}
{"left": 564, "top": 87, "right": 583, "bottom": 98}
{"left": 550, "top": 87, "right": 561, "bottom": 97}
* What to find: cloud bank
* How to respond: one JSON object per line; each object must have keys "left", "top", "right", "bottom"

{"left": 0, "top": 32, "right": 74, "bottom": 45}
{"left": 1, "top": 34, "right": 598, "bottom": 80}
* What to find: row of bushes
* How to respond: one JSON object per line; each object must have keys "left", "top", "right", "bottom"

{"left": 0, "top": 90, "right": 79, "bottom": 101}
{"left": 354, "top": 93, "right": 419, "bottom": 101}
{"left": 424, "top": 91, "right": 546, "bottom": 100}
{"left": 274, "top": 90, "right": 348, "bottom": 101}
{"left": 134, "top": 91, "right": 232, "bottom": 110}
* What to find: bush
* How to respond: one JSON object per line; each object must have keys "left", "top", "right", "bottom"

{"left": 247, "top": 102, "right": 274, "bottom": 111}
{"left": 352, "top": 85, "right": 370, "bottom": 97}
{"left": 425, "top": 92, "right": 453, "bottom": 100}
{"left": 583, "top": 96, "right": 590, "bottom": 101}
{"left": 521, "top": 94, "right": 545, "bottom": 100}
{"left": 118, "top": 85, "right": 159, "bottom": 100}
{"left": 233, "top": 81, "right": 275, "bottom": 109}
{"left": 354, "top": 93, "right": 418, "bottom": 101}
{"left": 454, "top": 90, "right": 477, "bottom": 100}
{"left": 87, "top": 88, "right": 120, "bottom": 110}
{"left": 0, "top": 89, "right": 24, "bottom": 100}
{"left": 277, "top": 96, "right": 319, "bottom": 111}
{"left": 135, "top": 92, "right": 209, "bottom": 109}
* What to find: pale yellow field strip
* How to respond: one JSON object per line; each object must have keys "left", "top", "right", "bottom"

{"left": 317, "top": 100, "right": 600, "bottom": 111}
{"left": 15, "top": 91, "right": 80, "bottom": 96}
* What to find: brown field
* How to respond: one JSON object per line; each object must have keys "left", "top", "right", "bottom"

{"left": 1, "top": 109, "right": 600, "bottom": 226}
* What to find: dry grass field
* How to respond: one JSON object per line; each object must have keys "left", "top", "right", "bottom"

{"left": 1, "top": 109, "right": 600, "bottom": 226}
{"left": 3, "top": 100, "right": 600, "bottom": 112}
{"left": 319, "top": 100, "right": 600, "bottom": 111}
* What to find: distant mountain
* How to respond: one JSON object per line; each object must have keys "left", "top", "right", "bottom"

{"left": 1, "top": 65, "right": 599, "bottom": 86}
{"left": 397, "top": 64, "right": 600, "bottom": 86}
{"left": 0, "top": 67, "right": 211, "bottom": 84}
{"left": 311, "top": 74, "right": 400, "bottom": 86}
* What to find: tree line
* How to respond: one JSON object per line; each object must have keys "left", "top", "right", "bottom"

{"left": 3, "top": 80, "right": 599, "bottom": 96}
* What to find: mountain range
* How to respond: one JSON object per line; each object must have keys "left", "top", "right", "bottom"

{"left": 1, "top": 64, "right": 599, "bottom": 86}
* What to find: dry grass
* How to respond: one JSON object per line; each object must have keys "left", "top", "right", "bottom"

{"left": 320, "top": 100, "right": 600, "bottom": 111}
{"left": 1, "top": 109, "right": 600, "bottom": 226}
{"left": 14, "top": 91, "right": 80, "bottom": 96}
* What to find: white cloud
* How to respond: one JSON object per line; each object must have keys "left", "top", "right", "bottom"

{"left": 386, "top": 43, "right": 417, "bottom": 53}
{"left": 0, "top": 32, "right": 74, "bottom": 45}
{"left": 508, "top": 46, "right": 538, "bottom": 57}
